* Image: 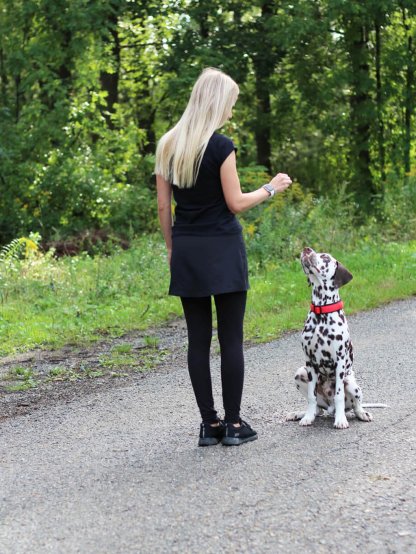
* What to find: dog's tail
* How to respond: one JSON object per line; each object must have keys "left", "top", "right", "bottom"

{"left": 361, "top": 403, "right": 389, "bottom": 408}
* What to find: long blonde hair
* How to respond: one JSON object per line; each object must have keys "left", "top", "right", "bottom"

{"left": 155, "top": 67, "right": 239, "bottom": 188}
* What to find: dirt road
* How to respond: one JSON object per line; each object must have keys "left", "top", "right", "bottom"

{"left": 0, "top": 298, "right": 415, "bottom": 553}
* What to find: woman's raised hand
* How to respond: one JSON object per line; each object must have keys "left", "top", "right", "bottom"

{"left": 269, "top": 173, "right": 292, "bottom": 193}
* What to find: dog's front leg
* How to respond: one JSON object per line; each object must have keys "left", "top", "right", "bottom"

{"left": 299, "top": 366, "right": 318, "bottom": 426}
{"left": 334, "top": 364, "right": 349, "bottom": 429}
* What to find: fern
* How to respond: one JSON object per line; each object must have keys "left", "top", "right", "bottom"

{"left": 0, "top": 238, "right": 22, "bottom": 262}
{"left": 0, "top": 235, "right": 40, "bottom": 262}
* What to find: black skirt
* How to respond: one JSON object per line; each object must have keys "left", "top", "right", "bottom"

{"left": 169, "top": 232, "right": 249, "bottom": 297}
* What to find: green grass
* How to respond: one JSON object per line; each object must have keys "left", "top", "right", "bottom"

{"left": 245, "top": 242, "right": 416, "bottom": 342}
{"left": 0, "top": 237, "right": 415, "bottom": 357}
{"left": 3, "top": 366, "right": 38, "bottom": 391}
{"left": 0, "top": 236, "right": 180, "bottom": 356}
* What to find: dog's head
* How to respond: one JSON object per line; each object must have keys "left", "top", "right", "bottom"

{"left": 301, "top": 247, "right": 353, "bottom": 290}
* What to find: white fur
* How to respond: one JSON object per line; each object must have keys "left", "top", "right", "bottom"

{"left": 286, "top": 247, "right": 374, "bottom": 429}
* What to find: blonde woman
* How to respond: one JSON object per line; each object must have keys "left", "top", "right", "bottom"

{"left": 155, "top": 67, "right": 292, "bottom": 446}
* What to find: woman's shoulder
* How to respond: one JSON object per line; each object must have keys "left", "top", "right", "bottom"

{"left": 210, "top": 132, "right": 235, "bottom": 146}
{"left": 208, "top": 132, "right": 237, "bottom": 157}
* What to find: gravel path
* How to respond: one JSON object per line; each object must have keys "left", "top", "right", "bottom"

{"left": 0, "top": 298, "right": 415, "bottom": 553}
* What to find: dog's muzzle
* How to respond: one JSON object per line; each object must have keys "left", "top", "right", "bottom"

{"left": 301, "top": 247, "right": 320, "bottom": 274}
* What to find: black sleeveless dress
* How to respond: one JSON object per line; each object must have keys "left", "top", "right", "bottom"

{"left": 169, "top": 132, "right": 249, "bottom": 297}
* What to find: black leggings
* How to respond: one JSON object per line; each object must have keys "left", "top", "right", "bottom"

{"left": 180, "top": 291, "right": 247, "bottom": 424}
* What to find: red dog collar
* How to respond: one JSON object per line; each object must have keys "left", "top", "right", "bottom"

{"left": 310, "top": 301, "right": 344, "bottom": 315}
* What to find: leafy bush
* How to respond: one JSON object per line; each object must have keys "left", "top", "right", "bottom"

{"left": 0, "top": 95, "right": 158, "bottom": 246}
{"left": 375, "top": 174, "right": 416, "bottom": 241}
{"left": 241, "top": 176, "right": 416, "bottom": 267}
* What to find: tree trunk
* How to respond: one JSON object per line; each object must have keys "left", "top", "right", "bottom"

{"left": 197, "top": 6, "right": 210, "bottom": 39}
{"left": 0, "top": 47, "right": 8, "bottom": 105}
{"left": 344, "top": 19, "right": 376, "bottom": 210}
{"left": 252, "top": 0, "right": 274, "bottom": 172}
{"left": 15, "top": 74, "right": 21, "bottom": 122}
{"left": 254, "top": 77, "right": 272, "bottom": 171}
{"left": 140, "top": 103, "right": 156, "bottom": 155}
{"left": 402, "top": 7, "right": 414, "bottom": 174}
{"left": 100, "top": 10, "right": 121, "bottom": 129}
{"left": 57, "top": 29, "right": 72, "bottom": 85}
{"left": 374, "top": 19, "right": 386, "bottom": 181}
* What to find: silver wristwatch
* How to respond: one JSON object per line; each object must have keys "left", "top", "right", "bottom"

{"left": 262, "top": 183, "right": 275, "bottom": 197}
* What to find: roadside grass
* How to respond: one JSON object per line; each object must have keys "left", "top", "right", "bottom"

{"left": 99, "top": 342, "right": 164, "bottom": 372}
{"left": 245, "top": 242, "right": 416, "bottom": 342}
{"left": 0, "top": 237, "right": 180, "bottom": 356}
{"left": 0, "top": 236, "right": 415, "bottom": 358}
{"left": 0, "top": 342, "right": 167, "bottom": 391}
{"left": 2, "top": 366, "right": 38, "bottom": 391}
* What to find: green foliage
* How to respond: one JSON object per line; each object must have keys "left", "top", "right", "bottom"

{"left": 0, "top": 235, "right": 414, "bottom": 358}
{"left": 0, "top": 233, "right": 179, "bottom": 355}
{"left": 245, "top": 240, "right": 416, "bottom": 343}
{"left": 1, "top": 0, "right": 415, "bottom": 369}
{"left": 4, "top": 366, "right": 38, "bottom": 391}
{"left": 0, "top": 179, "right": 414, "bottom": 357}
{"left": 0, "top": 0, "right": 415, "bottom": 245}
{"left": 241, "top": 173, "right": 416, "bottom": 268}
{"left": 376, "top": 174, "right": 416, "bottom": 240}
{"left": 242, "top": 182, "right": 356, "bottom": 266}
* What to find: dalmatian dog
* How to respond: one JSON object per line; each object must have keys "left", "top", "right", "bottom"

{"left": 286, "top": 247, "right": 374, "bottom": 429}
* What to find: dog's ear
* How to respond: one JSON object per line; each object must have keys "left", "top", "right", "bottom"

{"left": 334, "top": 262, "right": 353, "bottom": 288}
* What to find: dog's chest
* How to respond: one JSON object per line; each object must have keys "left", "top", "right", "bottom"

{"left": 301, "top": 312, "right": 351, "bottom": 371}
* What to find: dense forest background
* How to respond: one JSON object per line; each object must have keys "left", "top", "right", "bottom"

{"left": 0, "top": 0, "right": 415, "bottom": 250}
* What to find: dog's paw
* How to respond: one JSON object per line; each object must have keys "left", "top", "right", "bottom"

{"left": 334, "top": 416, "right": 349, "bottom": 429}
{"left": 299, "top": 415, "right": 315, "bottom": 426}
{"left": 286, "top": 411, "right": 305, "bottom": 421}
{"left": 355, "top": 410, "right": 373, "bottom": 422}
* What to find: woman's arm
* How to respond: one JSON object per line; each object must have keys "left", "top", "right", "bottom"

{"left": 220, "top": 151, "right": 292, "bottom": 214}
{"left": 156, "top": 174, "right": 173, "bottom": 264}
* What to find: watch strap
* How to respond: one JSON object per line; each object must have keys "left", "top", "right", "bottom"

{"left": 262, "top": 183, "right": 275, "bottom": 197}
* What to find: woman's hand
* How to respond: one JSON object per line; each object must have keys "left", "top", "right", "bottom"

{"left": 269, "top": 173, "right": 292, "bottom": 193}
{"left": 167, "top": 248, "right": 172, "bottom": 267}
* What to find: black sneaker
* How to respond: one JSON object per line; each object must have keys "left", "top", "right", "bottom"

{"left": 198, "top": 420, "right": 225, "bottom": 447}
{"left": 222, "top": 419, "right": 258, "bottom": 446}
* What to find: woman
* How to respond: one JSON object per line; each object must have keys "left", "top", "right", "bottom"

{"left": 155, "top": 67, "right": 291, "bottom": 447}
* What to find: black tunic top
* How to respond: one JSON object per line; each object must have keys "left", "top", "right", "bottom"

{"left": 171, "top": 132, "right": 241, "bottom": 236}
{"left": 169, "top": 132, "right": 249, "bottom": 297}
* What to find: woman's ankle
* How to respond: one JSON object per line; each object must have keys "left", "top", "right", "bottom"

{"left": 224, "top": 419, "right": 241, "bottom": 428}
